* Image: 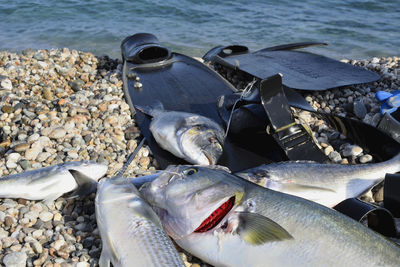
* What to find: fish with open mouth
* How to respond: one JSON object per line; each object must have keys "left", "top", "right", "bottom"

{"left": 236, "top": 153, "right": 400, "bottom": 207}
{"left": 0, "top": 161, "right": 108, "bottom": 203}
{"left": 140, "top": 165, "right": 400, "bottom": 267}
{"left": 95, "top": 177, "right": 184, "bottom": 267}
{"left": 135, "top": 102, "right": 225, "bottom": 165}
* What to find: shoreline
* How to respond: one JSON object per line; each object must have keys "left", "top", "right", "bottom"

{"left": 0, "top": 48, "right": 399, "bottom": 266}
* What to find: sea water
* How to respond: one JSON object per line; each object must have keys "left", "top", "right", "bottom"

{"left": 0, "top": 0, "right": 399, "bottom": 59}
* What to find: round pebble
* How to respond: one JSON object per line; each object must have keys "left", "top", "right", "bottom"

{"left": 2, "top": 251, "right": 27, "bottom": 267}
{"left": 342, "top": 145, "right": 363, "bottom": 157}
{"left": 359, "top": 154, "right": 373, "bottom": 163}
{"left": 49, "top": 128, "right": 66, "bottom": 139}
{"left": 39, "top": 212, "right": 53, "bottom": 222}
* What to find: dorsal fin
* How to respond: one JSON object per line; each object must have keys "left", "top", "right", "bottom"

{"left": 134, "top": 100, "right": 164, "bottom": 117}
{"left": 66, "top": 169, "right": 98, "bottom": 198}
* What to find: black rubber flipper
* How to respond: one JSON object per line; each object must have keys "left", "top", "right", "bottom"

{"left": 203, "top": 43, "right": 380, "bottom": 91}
{"left": 259, "top": 42, "right": 328, "bottom": 52}
{"left": 376, "top": 109, "right": 400, "bottom": 143}
{"left": 217, "top": 90, "right": 400, "bottom": 162}
{"left": 334, "top": 198, "right": 397, "bottom": 237}
{"left": 121, "top": 33, "right": 172, "bottom": 64}
{"left": 121, "top": 33, "right": 276, "bottom": 172}
{"left": 318, "top": 113, "right": 400, "bottom": 161}
{"left": 384, "top": 173, "right": 400, "bottom": 217}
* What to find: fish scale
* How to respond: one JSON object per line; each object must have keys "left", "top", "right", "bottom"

{"left": 236, "top": 153, "right": 400, "bottom": 207}
{"left": 141, "top": 165, "right": 400, "bottom": 267}
{"left": 95, "top": 178, "right": 184, "bottom": 267}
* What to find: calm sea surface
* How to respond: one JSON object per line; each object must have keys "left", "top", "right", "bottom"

{"left": 1, "top": 0, "right": 399, "bottom": 59}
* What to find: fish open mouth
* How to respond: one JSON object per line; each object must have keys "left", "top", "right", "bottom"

{"left": 194, "top": 196, "right": 235, "bottom": 233}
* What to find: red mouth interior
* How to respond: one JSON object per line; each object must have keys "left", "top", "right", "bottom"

{"left": 194, "top": 196, "right": 235, "bottom": 233}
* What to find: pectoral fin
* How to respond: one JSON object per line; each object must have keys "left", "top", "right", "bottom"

{"left": 237, "top": 212, "right": 293, "bottom": 245}
{"left": 66, "top": 170, "right": 98, "bottom": 198}
{"left": 43, "top": 193, "right": 63, "bottom": 205}
{"left": 99, "top": 228, "right": 120, "bottom": 267}
{"left": 99, "top": 251, "right": 111, "bottom": 267}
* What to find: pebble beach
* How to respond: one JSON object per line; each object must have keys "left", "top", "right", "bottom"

{"left": 0, "top": 48, "right": 399, "bottom": 266}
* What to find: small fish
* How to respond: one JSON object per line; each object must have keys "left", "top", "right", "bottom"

{"left": 141, "top": 165, "right": 400, "bottom": 267}
{"left": 236, "top": 153, "right": 400, "bottom": 207}
{"left": 135, "top": 102, "right": 225, "bottom": 165}
{"left": 95, "top": 177, "right": 184, "bottom": 267}
{"left": 0, "top": 161, "right": 108, "bottom": 203}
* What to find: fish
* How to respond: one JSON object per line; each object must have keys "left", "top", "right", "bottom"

{"left": 95, "top": 177, "right": 184, "bottom": 267}
{"left": 236, "top": 153, "right": 400, "bottom": 207}
{"left": 135, "top": 101, "right": 225, "bottom": 165}
{"left": 140, "top": 165, "right": 400, "bottom": 267}
{"left": 0, "top": 161, "right": 108, "bottom": 203}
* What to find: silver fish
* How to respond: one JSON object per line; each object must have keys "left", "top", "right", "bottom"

{"left": 0, "top": 161, "right": 107, "bottom": 203}
{"left": 95, "top": 177, "right": 184, "bottom": 267}
{"left": 236, "top": 153, "right": 400, "bottom": 207}
{"left": 135, "top": 102, "right": 225, "bottom": 165}
{"left": 141, "top": 165, "right": 400, "bottom": 267}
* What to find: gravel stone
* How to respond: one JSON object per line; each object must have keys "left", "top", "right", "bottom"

{"left": 39, "top": 212, "right": 53, "bottom": 222}
{"left": 342, "top": 145, "right": 363, "bottom": 157}
{"left": 1, "top": 78, "right": 13, "bottom": 90}
{"left": 353, "top": 101, "right": 367, "bottom": 119}
{"left": 359, "top": 154, "right": 373, "bottom": 163}
{"left": 2, "top": 252, "right": 27, "bottom": 267}
{"left": 49, "top": 128, "right": 66, "bottom": 139}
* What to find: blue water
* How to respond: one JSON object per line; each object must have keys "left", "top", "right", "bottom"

{"left": 1, "top": 0, "right": 399, "bottom": 60}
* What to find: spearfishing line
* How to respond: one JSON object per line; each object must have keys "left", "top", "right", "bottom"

{"left": 224, "top": 78, "right": 257, "bottom": 138}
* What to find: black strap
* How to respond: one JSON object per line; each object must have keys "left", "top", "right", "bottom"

{"left": 384, "top": 173, "right": 400, "bottom": 217}
{"left": 258, "top": 75, "right": 328, "bottom": 162}
{"left": 334, "top": 198, "right": 397, "bottom": 237}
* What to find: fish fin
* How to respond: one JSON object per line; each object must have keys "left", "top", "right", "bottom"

{"left": 237, "top": 212, "right": 293, "bottom": 245}
{"left": 134, "top": 100, "right": 164, "bottom": 117}
{"left": 106, "top": 235, "right": 121, "bottom": 264}
{"left": 66, "top": 170, "right": 98, "bottom": 198}
{"left": 99, "top": 249, "right": 111, "bottom": 267}
{"left": 42, "top": 193, "right": 62, "bottom": 205}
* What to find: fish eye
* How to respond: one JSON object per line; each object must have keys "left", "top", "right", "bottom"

{"left": 183, "top": 168, "right": 197, "bottom": 176}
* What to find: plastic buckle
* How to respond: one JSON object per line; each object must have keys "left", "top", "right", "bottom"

{"left": 272, "top": 123, "right": 312, "bottom": 151}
